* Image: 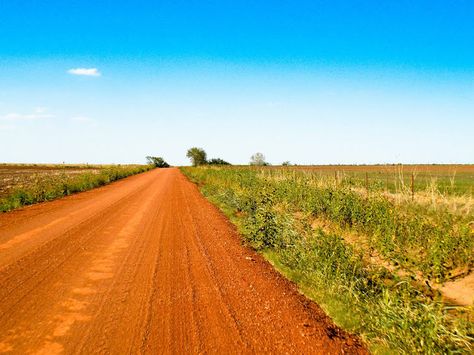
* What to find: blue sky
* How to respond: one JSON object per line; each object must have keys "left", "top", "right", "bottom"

{"left": 0, "top": 1, "right": 473, "bottom": 165}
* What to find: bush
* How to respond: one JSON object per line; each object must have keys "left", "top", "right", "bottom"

{"left": 208, "top": 158, "right": 231, "bottom": 165}
{"left": 146, "top": 156, "right": 170, "bottom": 168}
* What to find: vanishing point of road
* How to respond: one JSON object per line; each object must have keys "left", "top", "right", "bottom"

{"left": 0, "top": 168, "right": 365, "bottom": 354}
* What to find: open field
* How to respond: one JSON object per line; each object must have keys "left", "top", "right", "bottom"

{"left": 0, "top": 164, "right": 153, "bottom": 212}
{"left": 0, "top": 168, "right": 363, "bottom": 353}
{"left": 182, "top": 165, "right": 474, "bottom": 353}
{"left": 264, "top": 164, "right": 474, "bottom": 196}
{"left": 0, "top": 164, "right": 101, "bottom": 198}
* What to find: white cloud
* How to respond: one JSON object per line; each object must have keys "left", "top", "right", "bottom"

{"left": 0, "top": 112, "right": 54, "bottom": 121}
{"left": 67, "top": 68, "right": 101, "bottom": 77}
{"left": 0, "top": 107, "right": 54, "bottom": 122}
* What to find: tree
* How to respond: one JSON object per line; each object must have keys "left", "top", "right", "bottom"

{"left": 249, "top": 152, "right": 268, "bottom": 166}
{"left": 186, "top": 147, "right": 207, "bottom": 166}
{"left": 146, "top": 156, "right": 170, "bottom": 168}
{"left": 282, "top": 161, "right": 291, "bottom": 166}
{"left": 208, "top": 158, "right": 231, "bottom": 165}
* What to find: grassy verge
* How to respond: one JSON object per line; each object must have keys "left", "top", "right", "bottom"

{"left": 181, "top": 166, "right": 474, "bottom": 354}
{"left": 0, "top": 165, "right": 154, "bottom": 212}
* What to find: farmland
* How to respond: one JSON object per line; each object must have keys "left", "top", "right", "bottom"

{"left": 181, "top": 165, "right": 474, "bottom": 353}
{"left": 264, "top": 164, "right": 474, "bottom": 195}
{"left": 0, "top": 163, "right": 153, "bottom": 212}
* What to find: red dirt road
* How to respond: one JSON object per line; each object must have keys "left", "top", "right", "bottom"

{"left": 0, "top": 168, "right": 365, "bottom": 354}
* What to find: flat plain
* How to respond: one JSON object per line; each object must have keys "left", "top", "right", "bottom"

{"left": 266, "top": 164, "right": 474, "bottom": 195}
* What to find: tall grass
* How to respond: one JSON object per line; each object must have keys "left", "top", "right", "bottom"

{"left": 0, "top": 165, "right": 153, "bottom": 212}
{"left": 273, "top": 165, "right": 474, "bottom": 196}
{"left": 182, "top": 166, "right": 474, "bottom": 354}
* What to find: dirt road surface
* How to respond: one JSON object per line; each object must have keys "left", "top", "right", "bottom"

{"left": 0, "top": 168, "right": 365, "bottom": 354}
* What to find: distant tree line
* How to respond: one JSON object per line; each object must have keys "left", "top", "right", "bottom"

{"left": 185, "top": 148, "right": 281, "bottom": 166}
{"left": 149, "top": 148, "right": 295, "bottom": 167}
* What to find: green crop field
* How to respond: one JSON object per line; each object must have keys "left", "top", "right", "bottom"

{"left": 182, "top": 165, "right": 474, "bottom": 354}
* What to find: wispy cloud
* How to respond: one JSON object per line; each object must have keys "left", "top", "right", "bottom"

{"left": 0, "top": 107, "right": 54, "bottom": 122}
{"left": 0, "top": 110, "right": 54, "bottom": 121}
{"left": 67, "top": 68, "right": 101, "bottom": 77}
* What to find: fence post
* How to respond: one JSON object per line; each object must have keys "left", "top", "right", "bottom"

{"left": 411, "top": 173, "right": 415, "bottom": 201}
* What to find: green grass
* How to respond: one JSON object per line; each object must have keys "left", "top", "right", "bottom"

{"left": 0, "top": 164, "right": 154, "bottom": 212}
{"left": 181, "top": 166, "right": 474, "bottom": 354}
